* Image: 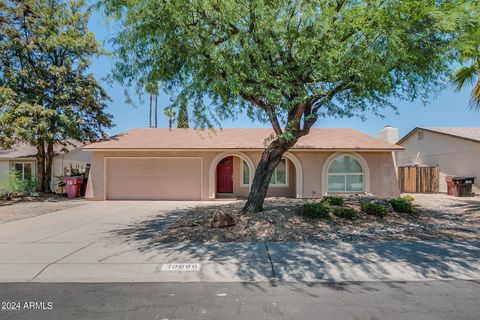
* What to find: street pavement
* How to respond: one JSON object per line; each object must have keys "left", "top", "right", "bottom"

{"left": 0, "top": 281, "right": 479, "bottom": 320}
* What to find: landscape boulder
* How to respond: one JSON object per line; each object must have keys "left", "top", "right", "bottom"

{"left": 210, "top": 210, "right": 236, "bottom": 228}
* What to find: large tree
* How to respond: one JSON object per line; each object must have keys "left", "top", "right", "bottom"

{"left": 102, "top": 0, "right": 478, "bottom": 212}
{"left": 0, "top": 0, "right": 113, "bottom": 192}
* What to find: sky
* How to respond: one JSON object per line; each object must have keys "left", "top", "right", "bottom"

{"left": 88, "top": 12, "right": 479, "bottom": 141}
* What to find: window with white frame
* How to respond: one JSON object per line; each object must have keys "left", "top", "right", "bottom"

{"left": 241, "top": 158, "right": 288, "bottom": 187}
{"left": 327, "top": 155, "right": 364, "bottom": 192}
{"left": 270, "top": 158, "right": 288, "bottom": 186}
{"left": 13, "top": 162, "right": 33, "bottom": 180}
{"left": 241, "top": 160, "right": 250, "bottom": 186}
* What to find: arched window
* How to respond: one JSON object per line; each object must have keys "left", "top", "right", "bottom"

{"left": 327, "top": 155, "right": 364, "bottom": 192}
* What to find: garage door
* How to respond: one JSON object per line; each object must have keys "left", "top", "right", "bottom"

{"left": 106, "top": 158, "right": 202, "bottom": 200}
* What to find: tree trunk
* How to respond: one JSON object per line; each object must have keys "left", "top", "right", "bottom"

{"left": 35, "top": 142, "right": 46, "bottom": 192}
{"left": 242, "top": 139, "right": 292, "bottom": 213}
{"left": 44, "top": 141, "right": 54, "bottom": 193}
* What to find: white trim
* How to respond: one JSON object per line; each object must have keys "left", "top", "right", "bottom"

{"left": 283, "top": 151, "right": 303, "bottom": 198}
{"left": 240, "top": 159, "right": 250, "bottom": 187}
{"left": 321, "top": 152, "right": 370, "bottom": 195}
{"left": 11, "top": 161, "right": 35, "bottom": 180}
{"left": 240, "top": 158, "right": 290, "bottom": 188}
{"left": 268, "top": 158, "right": 289, "bottom": 187}
{"left": 104, "top": 156, "right": 203, "bottom": 201}
{"left": 209, "top": 151, "right": 255, "bottom": 199}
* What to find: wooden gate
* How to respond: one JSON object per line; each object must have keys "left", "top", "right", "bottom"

{"left": 398, "top": 165, "right": 440, "bottom": 193}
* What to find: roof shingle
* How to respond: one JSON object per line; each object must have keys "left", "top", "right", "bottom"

{"left": 83, "top": 128, "right": 403, "bottom": 151}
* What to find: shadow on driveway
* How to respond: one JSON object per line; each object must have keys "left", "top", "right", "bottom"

{"left": 109, "top": 205, "right": 480, "bottom": 283}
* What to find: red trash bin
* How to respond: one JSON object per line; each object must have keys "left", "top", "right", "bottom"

{"left": 64, "top": 176, "right": 84, "bottom": 198}
{"left": 445, "top": 176, "right": 457, "bottom": 196}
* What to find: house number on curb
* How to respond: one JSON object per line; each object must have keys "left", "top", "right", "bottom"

{"left": 161, "top": 263, "right": 201, "bottom": 272}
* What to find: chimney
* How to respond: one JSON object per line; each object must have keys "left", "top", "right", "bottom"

{"left": 378, "top": 125, "right": 399, "bottom": 144}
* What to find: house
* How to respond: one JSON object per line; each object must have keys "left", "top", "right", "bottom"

{"left": 397, "top": 127, "right": 480, "bottom": 193}
{"left": 0, "top": 142, "right": 92, "bottom": 193}
{"left": 83, "top": 128, "right": 403, "bottom": 201}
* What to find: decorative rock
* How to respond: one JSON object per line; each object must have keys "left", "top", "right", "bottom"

{"left": 210, "top": 210, "right": 236, "bottom": 228}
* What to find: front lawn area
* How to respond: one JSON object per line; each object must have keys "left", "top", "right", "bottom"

{"left": 157, "top": 194, "right": 480, "bottom": 242}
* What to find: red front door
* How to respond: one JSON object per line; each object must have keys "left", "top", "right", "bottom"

{"left": 216, "top": 156, "right": 233, "bottom": 193}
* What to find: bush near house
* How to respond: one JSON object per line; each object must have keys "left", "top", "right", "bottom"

{"left": 402, "top": 194, "right": 415, "bottom": 202}
{"left": 360, "top": 202, "right": 388, "bottom": 217}
{"left": 322, "top": 196, "right": 344, "bottom": 206}
{"left": 332, "top": 207, "right": 357, "bottom": 220}
{"left": 301, "top": 201, "right": 331, "bottom": 219}
{"left": 1, "top": 170, "right": 35, "bottom": 198}
{"left": 389, "top": 198, "right": 416, "bottom": 214}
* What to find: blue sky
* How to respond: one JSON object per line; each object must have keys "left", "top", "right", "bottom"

{"left": 88, "top": 12, "right": 479, "bottom": 140}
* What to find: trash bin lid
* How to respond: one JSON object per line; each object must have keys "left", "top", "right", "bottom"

{"left": 452, "top": 176, "right": 476, "bottom": 181}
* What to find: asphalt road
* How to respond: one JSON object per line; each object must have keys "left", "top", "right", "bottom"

{"left": 0, "top": 280, "right": 478, "bottom": 320}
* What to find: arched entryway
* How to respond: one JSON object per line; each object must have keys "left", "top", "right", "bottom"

{"left": 209, "top": 152, "right": 255, "bottom": 199}
{"left": 208, "top": 151, "right": 303, "bottom": 199}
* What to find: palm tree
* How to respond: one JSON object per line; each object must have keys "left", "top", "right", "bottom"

{"left": 453, "top": 61, "right": 480, "bottom": 110}
{"left": 164, "top": 107, "right": 176, "bottom": 129}
{"left": 452, "top": 22, "right": 480, "bottom": 111}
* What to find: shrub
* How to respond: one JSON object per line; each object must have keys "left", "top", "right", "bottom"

{"left": 402, "top": 194, "right": 415, "bottom": 202}
{"left": 302, "top": 201, "right": 331, "bottom": 219}
{"left": 322, "top": 196, "right": 344, "bottom": 206}
{"left": 2, "top": 170, "right": 35, "bottom": 197}
{"left": 360, "top": 202, "right": 387, "bottom": 217}
{"left": 333, "top": 207, "right": 357, "bottom": 220}
{"left": 389, "top": 198, "right": 416, "bottom": 214}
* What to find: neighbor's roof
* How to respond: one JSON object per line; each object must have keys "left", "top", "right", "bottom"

{"left": 0, "top": 141, "right": 85, "bottom": 159}
{"left": 398, "top": 127, "right": 480, "bottom": 144}
{"left": 83, "top": 128, "right": 403, "bottom": 151}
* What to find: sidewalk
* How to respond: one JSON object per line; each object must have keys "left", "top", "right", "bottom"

{"left": 1, "top": 240, "right": 479, "bottom": 283}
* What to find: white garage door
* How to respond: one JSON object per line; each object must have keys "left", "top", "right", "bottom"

{"left": 106, "top": 158, "right": 202, "bottom": 200}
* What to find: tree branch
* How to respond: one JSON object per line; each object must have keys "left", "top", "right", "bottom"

{"left": 240, "top": 93, "right": 283, "bottom": 135}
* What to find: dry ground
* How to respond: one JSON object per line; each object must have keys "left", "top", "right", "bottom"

{"left": 157, "top": 194, "right": 480, "bottom": 242}
{"left": 0, "top": 194, "right": 85, "bottom": 224}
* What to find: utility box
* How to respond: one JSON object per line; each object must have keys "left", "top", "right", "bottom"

{"left": 445, "top": 176, "right": 476, "bottom": 197}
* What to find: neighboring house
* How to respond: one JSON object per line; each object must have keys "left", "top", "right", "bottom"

{"left": 0, "top": 142, "right": 92, "bottom": 192}
{"left": 397, "top": 127, "right": 480, "bottom": 193}
{"left": 83, "top": 128, "right": 403, "bottom": 201}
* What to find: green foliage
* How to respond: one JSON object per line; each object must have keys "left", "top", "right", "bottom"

{"left": 302, "top": 201, "right": 331, "bottom": 219}
{"left": 360, "top": 202, "right": 387, "bottom": 217}
{"left": 177, "top": 95, "right": 189, "bottom": 128}
{"left": 101, "top": 0, "right": 474, "bottom": 133}
{"left": 2, "top": 170, "right": 35, "bottom": 196}
{"left": 451, "top": 2, "right": 480, "bottom": 110}
{"left": 389, "top": 198, "right": 416, "bottom": 214}
{"left": 0, "top": 0, "right": 114, "bottom": 191}
{"left": 322, "top": 196, "right": 344, "bottom": 206}
{"left": 332, "top": 207, "right": 357, "bottom": 220}
{"left": 402, "top": 194, "right": 415, "bottom": 202}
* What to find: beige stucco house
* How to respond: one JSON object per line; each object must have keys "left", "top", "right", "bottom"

{"left": 83, "top": 128, "right": 402, "bottom": 201}
{"left": 397, "top": 127, "right": 480, "bottom": 193}
{"left": 0, "top": 142, "right": 92, "bottom": 193}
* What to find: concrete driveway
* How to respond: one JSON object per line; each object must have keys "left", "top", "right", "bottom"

{"left": 0, "top": 201, "right": 213, "bottom": 282}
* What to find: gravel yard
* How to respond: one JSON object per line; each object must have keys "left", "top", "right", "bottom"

{"left": 157, "top": 194, "right": 480, "bottom": 242}
{"left": 0, "top": 195, "right": 85, "bottom": 224}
